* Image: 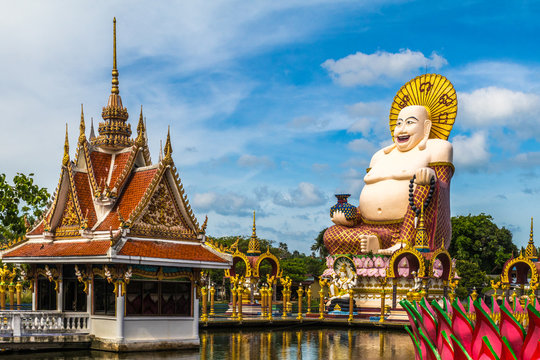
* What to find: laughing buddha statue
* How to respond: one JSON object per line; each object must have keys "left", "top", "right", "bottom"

{"left": 324, "top": 74, "right": 457, "bottom": 255}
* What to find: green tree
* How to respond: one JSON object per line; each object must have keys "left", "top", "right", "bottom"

{"left": 0, "top": 173, "right": 50, "bottom": 242}
{"left": 454, "top": 260, "right": 489, "bottom": 300}
{"left": 311, "top": 228, "right": 328, "bottom": 259}
{"left": 449, "top": 214, "right": 517, "bottom": 274}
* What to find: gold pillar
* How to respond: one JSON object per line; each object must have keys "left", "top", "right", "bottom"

{"left": 232, "top": 284, "right": 237, "bottom": 319}
{"left": 297, "top": 285, "right": 304, "bottom": 320}
{"left": 237, "top": 286, "right": 243, "bottom": 321}
{"left": 379, "top": 286, "right": 386, "bottom": 323}
{"left": 267, "top": 287, "right": 273, "bottom": 320}
{"left": 318, "top": 282, "right": 326, "bottom": 320}
{"left": 282, "top": 285, "right": 288, "bottom": 318}
{"left": 16, "top": 282, "right": 22, "bottom": 308}
{"left": 201, "top": 287, "right": 208, "bottom": 322}
{"left": 0, "top": 283, "right": 5, "bottom": 310}
{"left": 8, "top": 283, "right": 15, "bottom": 310}
{"left": 306, "top": 287, "right": 312, "bottom": 315}
{"left": 209, "top": 286, "right": 215, "bottom": 317}
{"left": 348, "top": 289, "right": 354, "bottom": 322}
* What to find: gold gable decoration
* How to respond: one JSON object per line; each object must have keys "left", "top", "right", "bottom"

{"left": 389, "top": 74, "right": 457, "bottom": 140}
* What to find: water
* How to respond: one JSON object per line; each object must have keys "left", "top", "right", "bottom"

{"left": 2, "top": 328, "right": 414, "bottom": 359}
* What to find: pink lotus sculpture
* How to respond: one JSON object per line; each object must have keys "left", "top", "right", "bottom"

{"left": 401, "top": 297, "right": 540, "bottom": 360}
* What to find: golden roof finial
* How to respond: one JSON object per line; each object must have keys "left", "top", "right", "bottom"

{"left": 79, "top": 104, "right": 86, "bottom": 143}
{"left": 89, "top": 118, "right": 96, "bottom": 140}
{"left": 136, "top": 105, "right": 145, "bottom": 146}
{"left": 414, "top": 204, "right": 429, "bottom": 252}
{"left": 247, "top": 210, "right": 261, "bottom": 256}
{"left": 526, "top": 217, "right": 537, "bottom": 260}
{"left": 62, "top": 124, "right": 70, "bottom": 166}
{"left": 112, "top": 17, "right": 119, "bottom": 95}
{"left": 164, "top": 126, "right": 173, "bottom": 157}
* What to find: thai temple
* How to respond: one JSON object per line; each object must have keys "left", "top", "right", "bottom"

{"left": 0, "top": 19, "right": 232, "bottom": 351}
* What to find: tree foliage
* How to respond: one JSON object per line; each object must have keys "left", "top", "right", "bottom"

{"left": 449, "top": 213, "right": 517, "bottom": 274}
{"left": 0, "top": 173, "right": 50, "bottom": 242}
{"left": 454, "top": 260, "right": 489, "bottom": 300}
{"left": 311, "top": 228, "right": 328, "bottom": 259}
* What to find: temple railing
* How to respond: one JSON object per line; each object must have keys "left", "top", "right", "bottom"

{"left": 0, "top": 311, "right": 89, "bottom": 337}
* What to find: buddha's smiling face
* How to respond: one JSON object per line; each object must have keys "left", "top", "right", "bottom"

{"left": 394, "top": 105, "right": 430, "bottom": 152}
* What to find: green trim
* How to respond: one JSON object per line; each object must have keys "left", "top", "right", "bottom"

{"left": 450, "top": 334, "right": 473, "bottom": 360}
{"left": 482, "top": 336, "right": 501, "bottom": 360}
{"left": 501, "top": 336, "right": 518, "bottom": 360}
{"left": 474, "top": 299, "right": 500, "bottom": 335}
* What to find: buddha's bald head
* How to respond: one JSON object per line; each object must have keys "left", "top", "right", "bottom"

{"left": 394, "top": 105, "right": 432, "bottom": 152}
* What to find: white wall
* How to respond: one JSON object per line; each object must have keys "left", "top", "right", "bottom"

{"left": 123, "top": 317, "right": 197, "bottom": 341}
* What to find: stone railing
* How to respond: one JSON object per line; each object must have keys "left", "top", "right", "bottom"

{"left": 0, "top": 311, "right": 89, "bottom": 337}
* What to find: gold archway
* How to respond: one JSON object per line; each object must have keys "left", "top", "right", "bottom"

{"left": 253, "top": 249, "right": 281, "bottom": 279}
{"left": 501, "top": 253, "right": 538, "bottom": 285}
{"left": 224, "top": 250, "right": 252, "bottom": 278}
{"left": 429, "top": 246, "right": 453, "bottom": 281}
{"left": 387, "top": 246, "right": 426, "bottom": 278}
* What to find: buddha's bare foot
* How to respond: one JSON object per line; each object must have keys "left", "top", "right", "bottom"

{"left": 378, "top": 242, "right": 406, "bottom": 255}
{"left": 360, "top": 235, "right": 380, "bottom": 253}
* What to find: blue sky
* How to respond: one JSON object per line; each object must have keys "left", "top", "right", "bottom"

{"left": 2, "top": 1, "right": 540, "bottom": 253}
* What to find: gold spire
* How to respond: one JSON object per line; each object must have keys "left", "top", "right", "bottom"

{"left": 93, "top": 18, "right": 131, "bottom": 149}
{"left": 526, "top": 217, "right": 537, "bottom": 260}
{"left": 62, "top": 124, "right": 70, "bottom": 166}
{"left": 414, "top": 205, "right": 429, "bottom": 252}
{"left": 89, "top": 118, "right": 96, "bottom": 140}
{"left": 112, "top": 17, "right": 119, "bottom": 95}
{"left": 79, "top": 104, "right": 86, "bottom": 143}
{"left": 247, "top": 210, "right": 261, "bottom": 256}
{"left": 164, "top": 126, "right": 173, "bottom": 158}
{"left": 136, "top": 105, "right": 146, "bottom": 146}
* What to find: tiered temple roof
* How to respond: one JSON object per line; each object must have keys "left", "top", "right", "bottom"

{"left": 2, "top": 19, "right": 230, "bottom": 269}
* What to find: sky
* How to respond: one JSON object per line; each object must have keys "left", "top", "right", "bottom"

{"left": 1, "top": 0, "right": 540, "bottom": 254}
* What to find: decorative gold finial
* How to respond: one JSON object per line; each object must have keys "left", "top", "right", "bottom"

{"left": 62, "top": 124, "right": 70, "bottom": 166}
{"left": 79, "top": 104, "right": 86, "bottom": 143}
{"left": 201, "top": 215, "right": 208, "bottom": 234}
{"left": 89, "top": 118, "right": 96, "bottom": 140}
{"left": 164, "top": 126, "right": 173, "bottom": 157}
{"left": 136, "top": 105, "right": 145, "bottom": 146}
{"left": 526, "top": 217, "right": 537, "bottom": 261}
{"left": 247, "top": 210, "right": 261, "bottom": 256}
{"left": 414, "top": 205, "right": 429, "bottom": 252}
{"left": 112, "top": 17, "right": 119, "bottom": 95}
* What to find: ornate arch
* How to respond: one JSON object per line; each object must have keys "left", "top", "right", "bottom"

{"left": 253, "top": 250, "right": 281, "bottom": 279}
{"left": 501, "top": 253, "right": 538, "bottom": 284}
{"left": 224, "top": 250, "right": 252, "bottom": 278}
{"left": 429, "top": 246, "right": 453, "bottom": 281}
{"left": 387, "top": 246, "right": 426, "bottom": 278}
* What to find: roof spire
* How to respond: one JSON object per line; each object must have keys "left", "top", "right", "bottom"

{"left": 111, "top": 17, "right": 119, "bottom": 95}
{"left": 526, "top": 217, "right": 538, "bottom": 261}
{"left": 89, "top": 118, "right": 96, "bottom": 140}
{"left": 79, "top": 104, "right": 86, "bottom": 143}
{"left": 159, "top": 140, "right": 163, "bottom": 161}
{"left": 414, "top": 204, "right": 429, "bottom": 252}
{"left": 247, "top": 210, "right": 261, "bottom": 256}
{"left": 136, "top": 105, "right": 146, "bottom": 146}
{"left": 62, "top": 124, "right": 70, "bottom": 166}
{"left": 164, "top": 126, "right": 173, "bottom": 158}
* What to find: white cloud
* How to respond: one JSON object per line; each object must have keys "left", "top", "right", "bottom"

{"left": 273, "top": 182, "right": 327, "bottom": 207}
{"left": 452, "top": 132, "right": 490, "bottom": 169}
{"left": 322, "top": 49, "right": 447, "bottom": 87}
{"left": 237, "top": 154, "right": 275, "bottom": 168}
{"left": 459, "top": 87, "right": 539, "bottom": 128}
{"left": 347, "top": 138, "right": 377, "bottom": 153}
{"left": 192, "top": 191, "right": 259, "bottom": 216}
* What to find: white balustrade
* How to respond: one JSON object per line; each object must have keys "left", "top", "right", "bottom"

{"left": 0, "top": 311, "right": 89, "bottom": 336}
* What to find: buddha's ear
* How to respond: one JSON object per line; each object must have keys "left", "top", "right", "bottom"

{"left": 419, "top": 120, "right": 432, "bottom": 150}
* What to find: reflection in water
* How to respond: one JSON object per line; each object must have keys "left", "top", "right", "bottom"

{"left": 199, "top": 328, "right": 414, "bottom": 360}
{"left": 1, "top": 328, "right": 414, "bottom": 360}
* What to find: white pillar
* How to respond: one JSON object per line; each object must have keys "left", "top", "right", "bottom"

{"left": 32, "top": 278, "right": 37, "bottom": 311}
{"left": 192, "top": 285, "right": 199, "bottom": 340}
{"left": 57, "top": 280, "right": 63, "bottom": 311}
{"left": 116, "top": 282, "right": 125, "bottom": 341}
{"left": 87, "top": 281, "right": 92, "bottom": 331}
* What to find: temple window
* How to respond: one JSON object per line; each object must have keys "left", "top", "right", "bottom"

{"left": 126, "top": 280, "right": 191, "bottom": 316}
{"left": 62, "top": 265, "right": 87, "bottom": 312}
{"left": 93, "top": 277, "right": 116, "bottom": 316}
{"left": 37, "top": 276, "right": 57, "bottom": 311}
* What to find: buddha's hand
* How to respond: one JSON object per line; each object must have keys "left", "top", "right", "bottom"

{"left": 414, "top": 167, "right": 436, "bottom": 186}
{"left": 331, "top": 210, "right": 355, "bottom": 227}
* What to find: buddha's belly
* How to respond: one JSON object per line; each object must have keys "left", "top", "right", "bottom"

{"left": 359, "top": 179, "right": 409, "bottom": 221}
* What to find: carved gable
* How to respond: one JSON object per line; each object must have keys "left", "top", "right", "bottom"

{"left": 55, "top": 192, "right": 81, "bottom": 238}
{"left": 131, "top": 178, "right": 195, "bottom": 240}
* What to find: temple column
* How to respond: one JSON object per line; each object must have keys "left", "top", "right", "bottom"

{"left": 57, "top": 279, "right": 63, "bottom": 311}
{"left": 32, "top": 278, "right": 37, "bottom": 311}
{"left": 192, "top": 284, "right": 199, "bottom": 340}
{"left": 116, "top": 282, "right": 124, "bottom": 341}
{"left": 87, "top": 281, "right": 93, "bottom": 330}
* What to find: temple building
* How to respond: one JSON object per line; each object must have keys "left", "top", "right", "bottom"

{"left": 0, "top": 19, "right": 232, "bottom": 351}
